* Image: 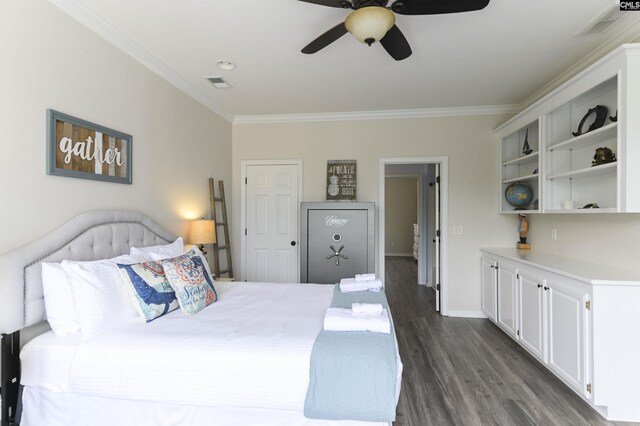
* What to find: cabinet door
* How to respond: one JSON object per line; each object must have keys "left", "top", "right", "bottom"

{"left": 497, "top": 263, "right": 518, "bottom": 339}
{"left": 546, "top": 279, "right": 587, "bottom": 395}
{"left": 481, "top": 257, "right": 497, "bottom": 322}
{"left": 519, "top": 270, "right": 545, "bottom": 362}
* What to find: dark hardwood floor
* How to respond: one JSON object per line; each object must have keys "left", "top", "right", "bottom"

{"left": 384, "top": 256, "right": 637, "bottom": 426}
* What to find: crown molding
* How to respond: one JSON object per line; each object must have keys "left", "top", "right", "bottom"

{"left": 233, "top": 104, "right": 521, "bottom": 124}
{"left": 47, "top": 0, "right": 234, "bottom": 122}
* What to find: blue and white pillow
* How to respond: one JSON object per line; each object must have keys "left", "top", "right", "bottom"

{"left": 117, "top": 260, "right": 180, "bottom": 322}
{"left": 161, "top": 247, "right": 217, "bottom": 316}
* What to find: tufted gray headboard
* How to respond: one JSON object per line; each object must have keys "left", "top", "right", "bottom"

{"left": 0, "top": 210, "right": 177, "bottom": 335}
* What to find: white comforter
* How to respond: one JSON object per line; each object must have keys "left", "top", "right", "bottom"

{"left": 21, "top": 282, "right": 334, "bottom": 411}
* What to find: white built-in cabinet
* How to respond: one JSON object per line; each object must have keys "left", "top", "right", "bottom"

{"left": 480, "top": 248, "right": 640, "bottom": 422}
{"left": 480, "top": 256, "right": 497, "bottom": 322}
{"left": 496, "top": 262, "right": 518, "bottom": 340}
{"left": 495, "top": 44, "right": 640, "bottom": 213}
{"left": 517, "top": 268, "right": 545, "bottom": 361}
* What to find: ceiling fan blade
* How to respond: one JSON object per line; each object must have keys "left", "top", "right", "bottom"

{"left": 297, "top": 0, "right": 350, "bottom": 8}
{"left": 302, "top": 22, "right": 348, "bottom": 54}
{"left": 391, "top": 0, "right": 490, "bottom": 15}
{"left": 380, "top": 25, "right": 412, "bottom": 61}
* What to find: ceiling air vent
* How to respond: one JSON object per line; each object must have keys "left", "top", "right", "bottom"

{"left": 206, "top": 76, "right": 231, "bottom": 89}
{"left": 577, "top": 1, "right": 626, "bottom": 36}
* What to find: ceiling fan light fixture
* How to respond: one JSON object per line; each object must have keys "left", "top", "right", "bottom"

{"left": 345, "top": 6, "right": 395, "bottom": 46}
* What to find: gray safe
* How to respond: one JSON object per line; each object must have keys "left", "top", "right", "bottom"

{"left": 300, "top": 202, "right": 375, "bottom": 284}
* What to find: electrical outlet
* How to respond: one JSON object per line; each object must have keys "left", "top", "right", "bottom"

{"left": 551, "top": 228, "right": 557, "bottom": 241}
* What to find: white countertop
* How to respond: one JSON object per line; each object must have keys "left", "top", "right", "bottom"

{"left": 480, "top": 247, "right": 640, "bottom": 286}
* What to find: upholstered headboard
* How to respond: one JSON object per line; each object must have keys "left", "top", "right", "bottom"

{"left": 0, "top": 210, "right": 177, "bottom": 334}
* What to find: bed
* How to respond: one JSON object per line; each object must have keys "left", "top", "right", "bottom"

{"left": 0, "top": 210, "right": 402, "bottom": 426}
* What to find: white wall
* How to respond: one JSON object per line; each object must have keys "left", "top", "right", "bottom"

{"left": 526, "top": 214, "right": 640, "bottom": 271}
{"left": 0, "top": 0, "right": 232, "bottom": 255}
{"left": 385, "top": 177, "right": 417, "bottom": 255}
{"left": 232, "top": 115, "right": 515, "bottom": 314}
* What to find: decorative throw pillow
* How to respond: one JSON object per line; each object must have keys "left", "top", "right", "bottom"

{"left": 130, "top": 237, "right": 184, "bottom": 261}
{"left": 117, "top": 260, "right": 179, "bottom": 322}
{"left": 161, "top": 247, "right": 217, "bottom": 315}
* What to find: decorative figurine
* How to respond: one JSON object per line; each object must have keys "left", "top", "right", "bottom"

{"left": 516, "top": 214, "right": 530, "bottom": 250}
{"left": 592, "top": 147, "right": 616, "bottom": 166}
{"left": 522, "top": 128, "right": 533, "bottom": 155}
{"left": 572, "top": 105, "right": 608, "bottom": 137}
{"left": 581, "top": 203, "right": 600, "bottom": 209}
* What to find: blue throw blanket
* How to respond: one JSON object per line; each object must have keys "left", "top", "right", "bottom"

{"left": 304, "top": 284, "right": 399, "bottom": 422}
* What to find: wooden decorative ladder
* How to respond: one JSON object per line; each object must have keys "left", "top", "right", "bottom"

{"left": 209, "top": 179, "right": 234, "bottom": 278}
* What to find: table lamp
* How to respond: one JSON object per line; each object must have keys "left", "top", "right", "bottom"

{"left": 189, "top": 219, "right": 216, "bottom": 255}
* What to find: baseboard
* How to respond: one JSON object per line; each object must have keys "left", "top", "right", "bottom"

{"left": 385, "top": 253, "right": 413, "bottom": 257}
{"left": 446, "top": 310, "right": 487, "bottom": 319}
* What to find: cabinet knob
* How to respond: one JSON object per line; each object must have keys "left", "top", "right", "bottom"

{"left": 537, "top": 284, "right": 542, "bottom": 288}
{"left": 544, "top": 286, "right": 549, "bottom": 291}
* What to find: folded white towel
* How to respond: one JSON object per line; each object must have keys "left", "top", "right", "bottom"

{"left": 352, "top": 303, "right": 383, "bottom": 315}
{"left": 339, "top": 278, "right": 382, "bottom": 293}
{"left": 355, "top": 273, "right": 376, "bottom": 282}
{"left": 323, "top": 308, "right": 391, "bottom": 334}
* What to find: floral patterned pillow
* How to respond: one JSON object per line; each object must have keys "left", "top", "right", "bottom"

{"left": 117, "top": 259, "right": 179, "bottom": 322}
{"left": 161, "top": 247, "right": 218, "bottom": 315}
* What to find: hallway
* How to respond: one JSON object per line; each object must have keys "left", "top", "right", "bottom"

{"left": 384, "top": 256, "right": 633, "bottom": 426}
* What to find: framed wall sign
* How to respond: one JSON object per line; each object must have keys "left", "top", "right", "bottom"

{"left": 326, "top": 160, "right": 357, "bottom": 201}
{"left": 47, "top": 109, "right": 132, "bottom": 184}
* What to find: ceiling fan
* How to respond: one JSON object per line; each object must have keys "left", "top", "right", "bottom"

{"left": 300, "top": 0, "right": 490, "bottom": 61}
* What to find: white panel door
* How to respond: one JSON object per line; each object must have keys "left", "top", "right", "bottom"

{"left": 519, "top": 270, "right": 546, "bottom": 362}
{"left": 547, "top": 278, "right": 587, "bottom": 395}
{"left": 497, "top": 263, "right": 518, "bottom": 340}
{"left": 480, "top": 256, "right": 497, "bottom": 322}
{"left": 245, "top": 164, "right": 299, "bottom": 283}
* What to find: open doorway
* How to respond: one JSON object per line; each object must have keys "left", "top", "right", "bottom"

{"left": 379, "top": 157, "right": 448, "bottom": 315}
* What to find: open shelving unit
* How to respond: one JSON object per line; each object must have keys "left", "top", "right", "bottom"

{"left": 494, "top": 44, "right": 640, "bottom": 214}
{"left": 500, "top": 120, "right": 541, "bottom": 214}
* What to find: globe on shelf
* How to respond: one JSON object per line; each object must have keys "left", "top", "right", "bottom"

{"left": 505, "top": 183, "right": 533, "bottom": 209}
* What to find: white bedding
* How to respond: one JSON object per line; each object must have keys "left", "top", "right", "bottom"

{"left": 22, "top": 282, "right": 329, "bottom": 408}
{"left": 21, "top": 281, "right": 402, "bottom": 425}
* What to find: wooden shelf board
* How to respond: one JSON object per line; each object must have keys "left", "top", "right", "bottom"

{"left": 547, "top": 122, "right": 617, "bottom": 152}
{"left": 546, "top": 162, "right": 616, "bottom": 180}
{"left": 502, "top": 174, "right": 539, "bottom": 184}
{"left": 502, "top": 152, "right": 539, "bottom": 166}
{"left": 500, "top": 209, "right": 541, "bottom": 215}
{"left": 543, "top": 208, "right": 617, "bottom": 214}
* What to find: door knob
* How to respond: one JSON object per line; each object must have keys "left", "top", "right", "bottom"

{"left": 290, "top": 241, "right": 296, "bottom": 246}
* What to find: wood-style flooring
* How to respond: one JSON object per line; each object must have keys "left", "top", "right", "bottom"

{"left": 384, "top": 256, "right": 637, "bottom": 426}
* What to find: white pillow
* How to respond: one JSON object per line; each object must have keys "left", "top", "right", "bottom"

{"left": 61, "top": 254, "right": 145, "bottom": 337}
{"left": 130, "top": 237, "right": 184, "bottom": 261}
{"left": 42, "top": 262, "right": 81, "bottom": 336}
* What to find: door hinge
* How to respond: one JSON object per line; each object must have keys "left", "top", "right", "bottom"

{"left": 436, "top": 176, "right": 440, "bottom": 184}
{"left": 436, "top": 230, "right": 440, "bottom": 237}
{"left": 516, "top": 330, "right": 520, "bottom": 336}
{"left": 586, "top": 300, "right": 591, "bottom": 310}
{"left": 436, "top": 284, "right": 440, "bottom": 291}
{"left": 587, "top": 383, "right": 592, "bottom": 393}
{"left": 516, "top": 273, "right": 519, "bottom": 279}
{"left": 244, "top": 228, "right": 247, "bottom": 236}
{"left": 245, "top": 177, "right": 247, "bottom": 184}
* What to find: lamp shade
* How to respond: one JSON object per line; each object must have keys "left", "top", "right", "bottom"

{"left": 345, "top": 6, "right": 395, "bottom": 45}
{"left": 189, "top": 219, "right": 216, "bottom": 245}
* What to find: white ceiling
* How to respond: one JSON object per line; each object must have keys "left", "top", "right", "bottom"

{"left": 51, "top": 0, "right": 640, "bottom": 122}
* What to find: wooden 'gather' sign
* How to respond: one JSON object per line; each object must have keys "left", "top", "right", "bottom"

{"left": 47, "top": 109, "right": 132, "bottom": 184}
